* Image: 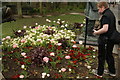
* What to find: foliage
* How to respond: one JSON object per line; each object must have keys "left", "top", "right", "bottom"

{"left": 2, "top": 19, "right": 97, "bottom": 79}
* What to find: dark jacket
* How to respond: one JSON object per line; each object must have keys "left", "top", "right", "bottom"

{"left": 100, "top": 8, "right": 116, "bottom": 38}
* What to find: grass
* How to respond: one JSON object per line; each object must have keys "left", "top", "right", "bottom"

{"left": 2, "top": 14, "right": 85, "bottom": 38}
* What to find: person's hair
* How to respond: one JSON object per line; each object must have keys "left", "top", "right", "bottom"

{"left": 97, "top": 2, "right": 109, "bottom": 9}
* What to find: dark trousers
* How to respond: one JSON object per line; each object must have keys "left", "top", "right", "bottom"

{"left": 97, "top": 36, "right": 116, "bottom": 75}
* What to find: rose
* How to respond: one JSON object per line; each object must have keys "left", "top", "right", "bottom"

{"left": 61, "top": 68, "right": 66, "bottom": 72}
{"left": 43, "top": 57, "right": 49, "bottom": 63}
{"left": 65, "top": 56, "right": 70, "bottom": 59}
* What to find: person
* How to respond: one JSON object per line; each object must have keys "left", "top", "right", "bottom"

{"left": 93, "top": 2, "right": 116, "bottom": 77}
{"left": 84, "top": 2, "right": 99, "bottom": 36}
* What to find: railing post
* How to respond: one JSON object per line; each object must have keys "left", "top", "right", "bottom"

{"left": 84, "top": 17, "right": 88, "bottom": 48}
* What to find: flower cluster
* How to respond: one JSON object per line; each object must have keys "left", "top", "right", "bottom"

{"left": 2, "top": 19, "right": 97, "bottom": 79}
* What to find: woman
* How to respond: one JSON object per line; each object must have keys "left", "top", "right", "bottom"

{"left": 93, "top": 2, "right": 116, "bottom": 77}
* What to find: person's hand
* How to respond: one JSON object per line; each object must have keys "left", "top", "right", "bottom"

{"left": 93, "top": 29, "right": 98, "bottom": 35}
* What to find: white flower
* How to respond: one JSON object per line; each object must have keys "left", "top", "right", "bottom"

{"left": 69, "top": 68, "right": 72, "bottom": 71}
{"left": 66, "top": 36, "right": 70, "bottom": 39}
{"left": 57, "top": 43, "right": 62, "bottom": 46}
{"left": 50, "top": 52, "right": 55, "bottom": 56}
{"left": 61, "top": 21, "right": 65, "bottom": 23}
{"left": 42, "top": 75, "right": 45, "bottom": 78}
{"left": 46, "top": 19, "right": 49, "bottom": 21}
{"left": 2, "top": 38, "right": 6, "bottom": 41}
{"left": 53, "top": 21, "right": 56, "bottom": 23}
{"left": 24, "top": 56, "right": 27, "bottom": 58}
{"left": 0, "top": 58, "right": 2, "bottom": 60}
{"left": 37, "top": 39, "right": 41, "bottom": 42}
{"left": 61, "top": 25, "right": 64, "bottom": 28}
{"left": 18, "top": 30, "right": 21, "bottom": 33}
{"left": 79, "top": 41, "right": 83, "bottom": 44}
{"left": 77, "top": 76, "right": 80, "bottom": 78}
{"left": 72, "top": 45, "right": 77, "bottom": 48}
{"left": 57, "top": 21, "right": 60, "bottom": 24}
{"left": 87, "top": 66, "right": 91, "bottom": 69}
{"left": 58, "top": 19, "right": 61, "bottom": 21}
{"left": 83, "top": 21, "right": 86, "bottom": 24}
{"left": 23, "top": 26, "right": 27, "bottom": 29}
{"left": 59, "top": 70, "right": 61, "bottom": 73}
{"left": 47, "top": 74, "right": 50, "bottom": 77}
{"left": 81, "top": 24, "right": 84, "bottom": 26}
{"left": 93, "top": 56, "right": 96, "bottom": 58}
{"left": 35, "top": 23, "right": 38, "bottom": 25}
{"left": 21, "top": 52, "right": 26, "bottom": 56}
{"left": 21, "top": 65, "right": 25, "bottom": 69}
{"left": 86, "top": 77, "right": 89, "bottom": 78}
{"left": 65, "top": 24, "right": 68, "bottom": 27}
{"left": 93, "top": 49, "right": 96, "bottom": 52}
{"left": 19, "top": 75, "right": 24, "bottom": 78}
{"left": 71, "top": 40, "right": 74, "bottom": 42}
{"left": 42, "top": 73, "right": 46, "bottom": 76}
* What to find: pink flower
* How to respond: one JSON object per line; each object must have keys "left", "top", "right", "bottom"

{"left": 35, "top": 27, "right": 39, "bottom": 29}
{"left": 61, "top": 68, "right": 66, "bottom": 72}
{"left": 13, "top": 44, "right": 18, "bottom": 48}
{"left": 43, "top": 57, "right": 49, "bottom": 63}
{"left": 6, "top": 36, "right": 11, "bottom": 39}
{"left": 21, "top": 39, "right": 26, "bottom": 43}
{"left": 65, "top": 56, "right": 70, "bottom": 59}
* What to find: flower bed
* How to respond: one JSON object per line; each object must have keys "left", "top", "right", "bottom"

{"left": 2, "top": 19, "right": 97, "bottom": 79}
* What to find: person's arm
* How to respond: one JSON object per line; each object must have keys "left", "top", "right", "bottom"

{"left": 93, "top": 24, "right": 108, "bottom": 35}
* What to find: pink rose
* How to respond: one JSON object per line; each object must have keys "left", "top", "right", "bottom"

{"left": 61, "top": 68, "right": 66, "bottom": 72}
{"left": 13, "top": 44, "right": 18, "bottom": 48}
{"left": 65, "top": 56, "right": 70, "bottom": 59}
{"left": 43, "top": 57, "right": 49, "bottom": 63}
{"left": 21, "top": 39, "right": 26, "bottom": 43}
